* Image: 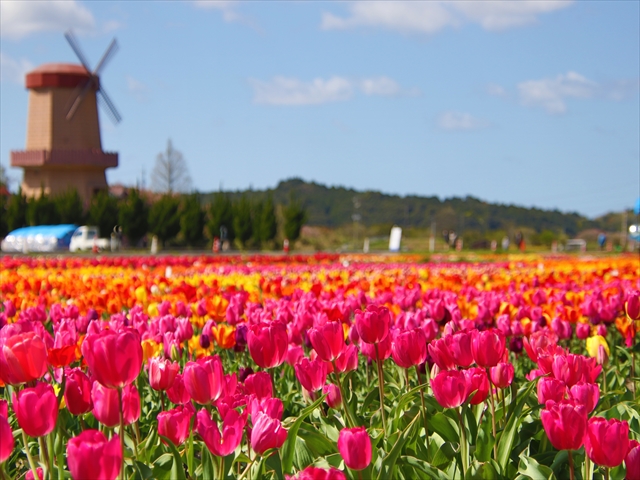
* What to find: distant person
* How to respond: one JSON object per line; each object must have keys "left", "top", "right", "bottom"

{"left": 501, "top": 236, "right": 510, "bottom": 251}
{"left": 515, "top": 231, "right": 525, "bottom": 252}
{"left": 597, "top": 232, "right": 607, "bottom": 251}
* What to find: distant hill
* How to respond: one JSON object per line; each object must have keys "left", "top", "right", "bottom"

{"left": 203, "top": 178, "right": 599, "bottom": 236}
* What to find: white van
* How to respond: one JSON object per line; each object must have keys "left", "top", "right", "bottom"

{"left": 69, "top": 226, "right": 110, "bottom": 252}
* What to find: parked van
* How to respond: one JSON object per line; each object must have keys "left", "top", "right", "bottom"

{"left": 69, "top": 226, "right": 110, "bottom": 252}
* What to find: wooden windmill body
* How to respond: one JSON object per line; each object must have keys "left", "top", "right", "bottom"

{"left": 10, "top": 32, "right": 121, "bottom": 204}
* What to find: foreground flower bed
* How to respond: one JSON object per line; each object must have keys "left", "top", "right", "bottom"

{"left": 0, "top": 253, "right": 639, "bottom": 479}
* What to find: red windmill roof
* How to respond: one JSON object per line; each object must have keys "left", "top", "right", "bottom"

{"left": 26, "top": 63, "right": 95, "bottom": 90}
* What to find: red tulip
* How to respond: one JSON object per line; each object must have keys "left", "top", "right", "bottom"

{"left": 568, "top": 382, "right": 600, "bottom": 414}
{"left": 0, "top": 400, "right": 13, "bottom": 463}
{"left": 67, "top": 430, "right": 121, "bottom": 480}
{"left": 166, "top": 373, "right": 190, "bottom": 405}
{"left": 309, "top": 321, "right": 345, "bottom": 362}
{"left": 323, "top": 384, "right": 342, "bottom": 409}
{"left": 584, "top": 417, "right": 629, "bottom": 467}
{"left": 25, "top": 468, "right": 43, "bottom": 480}
{"left": 244, "top": 371, "right": 272, "bottom": 400}
{"left": 551, "top": 354, "right": 585, "bottom": 387}
{"left": 82, "top": 329, "right": 142, "bottom": 389}
{"left": 391, "top": 328, "right": 427, "bottom": 368}
{"left": 354, "top": 305, "right": 390, "bottom": 344}
{"left": 575, "top": 323, "right": 590, "bottom": 340}
{"left": 197, "top": 407, "right": 246, "bottom": 456}
{"left": 337, "top": 426, "right": 372, "bottom": 471}
{"left": 247, "top": 322, "right": 288, "bottom": 369}
{"left": 446, "top": 332, "right": 474, "bottom": 368}
{"left": 251, "top": 411, "right": 287, "bottom": 454}
{"left": 64, "top": 367, "right": 93, "bottom": 415}
{"left": 334, "top": 344, "right": 358, "bottom": 373}
{"left": 248, "top": 396, "right": 284, "bottom": 421}
{"left": 12, "top": 382, "right": 58, "bottom": 437}
{"left": 431, "top": 370, "right": 467, "bottom": 409}
{"left": 295, "top": 357, "right": 328, "bottom": 392}
{"left": 288, "top": 466, "right": 347, "bottom": 480}
{"left": 428, "top": 337, "right": 456, "bottom": 370}
{"left": 183, "top": 355, "right": 224, "bottom": 405}
{"left": 471, "top": 330, "right": 505, "bottom": 368}
{"left": 0, "top": 332, "right": 48, "bottom": 385}
{"left": 626, "top": 291, "right": 640, "bottom": 320}
{"left": 158, "top": 405, "right": 194, "bottom": 446}
{"left": 148, "top": 357, "right": 179, "bottom": 391}
{"left": 537, "top": 377, "right": 567, "bottom": 405}
{"left": 626, "top": 440, "right": 640, "bottom": 480}
{"left": 92, "top": 382, "right": 140, "bottom": 427}
{"left": 540, "top": 400, "right": 587, "bottom": 451}
{"left": 359, "top": 333, "right": 391, "bottom": 362}
{"left": 490, "top": 362, "right": 514, "bottom": 389}
{"left": 464, "top": 367, "right": 489, "bottom": 405}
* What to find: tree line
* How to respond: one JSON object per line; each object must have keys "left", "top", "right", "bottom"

{"left": 0, "top": 188, "right": 307, "bottom": 250}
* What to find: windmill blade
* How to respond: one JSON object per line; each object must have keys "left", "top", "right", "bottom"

{"left": 94, "top": 38, "right": 119, "bottom": 76}
{"left": 64, "top": 30, "right": 93, "bottom": 73}
{"left": 66, "top": 78, "right": 95, "bottom": 120}
{"left": 97, "top": 87, "right": 122, "bottom": 124}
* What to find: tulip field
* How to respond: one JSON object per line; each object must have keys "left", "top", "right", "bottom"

{"left": 0, "top": 252, "right": 639, "bottom": 480}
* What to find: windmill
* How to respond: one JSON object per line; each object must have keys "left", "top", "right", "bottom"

{"left": 10, "top": 30, "right": 121, "bottom": 204}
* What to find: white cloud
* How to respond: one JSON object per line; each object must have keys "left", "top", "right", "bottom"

{"left": 437, "top": 111, "right": 491, "bottom": 131}
{"left": 0, "top": 1, "right": 95, "bottom": 39}
{"left": 249, "top": 76, "right": 419, "bottom": 106}
{"left": 126, "top": 75, "right": 149, "bottom": 102}
{"left": 0, "top": 52, "right": 34, "bottom": 84}
{"left": 321, "top": 0, "right": 572, "bottom": 34}
{"left": 486, "top": 83, "right": 508, "bottom": 97}
{"left": 193, "top": 0, "right": 241, "bottom": 23}
{"left": 517, "top": 71, "right": 597, "bottom": 114}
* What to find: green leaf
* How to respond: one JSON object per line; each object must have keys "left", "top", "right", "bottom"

{"left": 400, "top": 456, "right": 452, "bottom": 480}
{"left": 377, "top": 413, "right": 420, "bottom": 480}
{"left": 293, "top": 437, "right": 314, "bottom": 471}
{"left": 496, "top": 380, "right": 537, "bottom": 473}
{"left": 158, "top": 435, "right": 187, "bottom": 480}
{"left": 464, "top": 460, "right": 500, "bottom": 480}
{"left": 281, "top": 394, "right": 326, "bottom": 474}
{"left": 132, "top": 460, "right": 154, "bottom": 480}
{"left": 431, "top": 412, "right": 460, "bottom": 444}
{"left": 298, "top": 424, "right": 338, "bottom": 456}
{"left": 517, "top": 455, "right": 554, "bottom": 480}
{"left": 152, "top": 453, "right": 176, "bottom": 480}
{"left": 475, "top": 416, "right": 494, "bottom": 463}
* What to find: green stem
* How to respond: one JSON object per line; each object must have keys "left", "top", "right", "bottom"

{"left": 55, "top": 425, "right": 65, "bottom": 480}
{"left": 568, "top": 450, "right": 575, "bottom": 480}
{"left": 415, "top": 366, "right": 429, "bottom": 446}
{"left": 332, "top": 363, "right": 355, "bottom": 427}
{"left": 486, "top": 369, "right": 498, "bottom": 460}
{"left": 456, "top": 407, "right": 468, "bottom": 477}
{"left": 119, "top": 387, "right": 125, "bottom": 480}
{"left": 22, "top": 431, "right": 40, "bottom": 480}
{"left": 39, "top": 436, "right": 52, "bottom": 479}
{"left": 374, "top": 343, "right": 386, "bottom": 436}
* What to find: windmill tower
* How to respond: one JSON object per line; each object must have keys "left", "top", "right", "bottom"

{"left": 10, "top": 31, "right": 121, "bottom": 204}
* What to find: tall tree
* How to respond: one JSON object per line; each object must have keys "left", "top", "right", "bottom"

{"left": 119, "top": 188, "right": 149, "bottom": 246}
{"left": 54, "top": 188, "right": 85, "bottom": 225}
{"left": 180, "top": 193, "right": 205, "bottom": 246}
{"left": 233, "top": 195, "right": 253, "bottom": 249}
{"left": 26, "top": 191, "right": 60, "bottom": 226}
{"left": 251, "top": 200, "right": 264, "bottom": 248}
{"left": 207, "top": 192, "right": 234, "bottom": 243}
{"left": 283, "top": 193, "right": 307, "bottom": 245}
{"left": 6, "top": 189, "right": 28, "bottom": 232}
{"left": 88, "top": 190, "right": 119, "bottom": 237}
{"left": 260, "top": 194, "right": 278, "bottom": 247}
{"left": 148, "top": 194, "right": 181, "bottom": 246}
{"left": 151, "top": 139, "right": 192, "bottom": 194}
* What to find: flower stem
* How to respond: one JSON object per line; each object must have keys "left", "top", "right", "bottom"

{"left": 568, "top": 450, "right": 575, "bottom": 480}
{"left": 486, "top": 368, "right": 498, "bottom": 460}
{"left": 119, "top": 387, "right": 125, "bottom": 480}
{"left": 374, "top": 343, "right": 386, "bottom": 436}
{"left": 415, "top": 366, "right": 429, "bottom": 447}
{"left": 21, "top": 431, "right": 40, "bottom": 480}
{"left": 456, "top": 407, "right": 468, "bottom": 477}
{"left": 332, "top": 363, "right": 355, "bottom": 427}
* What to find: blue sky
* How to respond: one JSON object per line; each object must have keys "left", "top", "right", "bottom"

{"left": 1, "top": 0, "right": 638, "bottom": 218}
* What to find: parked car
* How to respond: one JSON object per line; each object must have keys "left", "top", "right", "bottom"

{"left": 1, "top": 224, "right": 78, "bottom": 253}
{"left": 69, "top": 226, "right": 110, "bottom": 252}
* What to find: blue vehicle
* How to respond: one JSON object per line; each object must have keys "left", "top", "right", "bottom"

{"left": 1, "top": 224, "right": 78, "bottom": 253}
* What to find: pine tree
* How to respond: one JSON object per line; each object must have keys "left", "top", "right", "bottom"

{"left": 283, "top": 193, "right": 307, "bottom": 245}
{"left": 233, "top": 195, "right": 253, "bottom": 249}
{"left": 54, "top": 188, "right": 85, "bottom": 225}
{"left": 88, "top": 190, "right": 119, "bottom": 237}
{"left": 260, "top": 194, "right": 278, "bottom": 248}
{"left": 207, "top": 192, "right": 235, "bottom": 244}
{"left": 119, "top": 189, "right": 149, "bottom": 246}
{"left": 148, "top": 194, "right": 181, "bottom": 247}
{"left": 6, "top": 189, "right": 28, "bottom": 232}
{"left": 180, "top": 193, "right": 205, "bottom": 246}
{"left": 27, "top": 191, "right": 60, "bottom": 226}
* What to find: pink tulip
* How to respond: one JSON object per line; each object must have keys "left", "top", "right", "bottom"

{"left": 248, "top": 396, "right": 284, "bottom": 421}
{"left": 337, "top": 426, "right": 372, "bottom": 471}
{"left": 334, "top": 344, "right": 359, "bottom": 373}
{"left": 309, "top": 321, "right": 345, "bottom": 362}
{"left": 568, "top": 382, "right": 600, "bottom": 414}
{"left": 0, "top": 331, "right": 48, "bottom": 385}
{"left": 148, "top": 357, "right": 180, "bottom": 391}
{"left": 354, "top": 305, "right": 390, "bottom": 344}
{"left": 323, "top": 384, "right": 342, "bottom": 409}
{"left": 359, "top": 333, "right": 391, "bottom": 361}
{"left": 183, "top": 355, "right": 224, "bottom": 405}
{"left": 626, "top": 440, "right": 640, "bottom": 480}
{"left": 626, "top": 291, "right": 640, "bottom": 320}
{"left": 551, "top": 354, "right": 585, "bottom": 387}
{"left": 428, "top": 337, "right": 456, "bottom": 371}
{"left": 471, "top": 330, "right": 505, "bottom": 368}
{"left": 446, "top": 332, "right": 474, "bottom": 368}
{"left": 92, "top": 382, "right": 140, "bottom": 427}
{"left": 158, "top": 405, "right": 194, "bottom": 446}
{"left": 166, "top": 373, "right": 190, "bottom": 405}
{"left": 0, "top": 400, "right": 13, "bottom": 463}
{"left": 244, "top": 371, "right": 273, "bottom": 400}
{"left": 575, "top": 323, "right": 590, "bottom": 340}
{"left": 67, "top": 430, "right": 121, "bottom": 480}
{"left": 64, "top": 367, "right": 93, "bottom": 415}
{"left": 247, "top": 322, "right": 288, "bottom": 369}
{"left": 287, "top": 466, "right": 347, "bottom": 480}
{"left": 12, "top": 382, "right": 58, "bottom": 437}
{"left": 251, "top": 411, "right": 287, "bottom": 454}
{"left": 197, "top": 407, "right": 246, "bottom": 456}
{"left": 584, "top": 417, "right": 629, "bottom": 468}
{"left": 464, "top": 367, "right": 489, "bottom": 405}
{"left": 431, "top": 370, "right": 468, "bottom": 409}
{"left": 82, "top": 329, "right": 142, "bottom": 389}
{"left": 295, "top": 357, "right": 328, "bottom": 392}
{"left": 391, "top": 328, "right": 427, "bottom": 368}
{"left": 25, "top": 468, "right": 43, "bottom": 480}
{"left": 537, "top": 377, "right": 567, "bottom": 405}
{"left": 490, "top": 362, "right": 514, "bottom": 389}
{"left": 540, "top": 400, "right": 587, "bottom": 451}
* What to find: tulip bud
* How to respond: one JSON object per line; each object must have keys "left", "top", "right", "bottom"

{"left": 337, "top": 427, "right": 372, "bottom": 471}
{"left": 67, "top": 430, "right": 121, "bottom": 480}
{"left": 323, "top": 384, "right": 342, "bottom": 409}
